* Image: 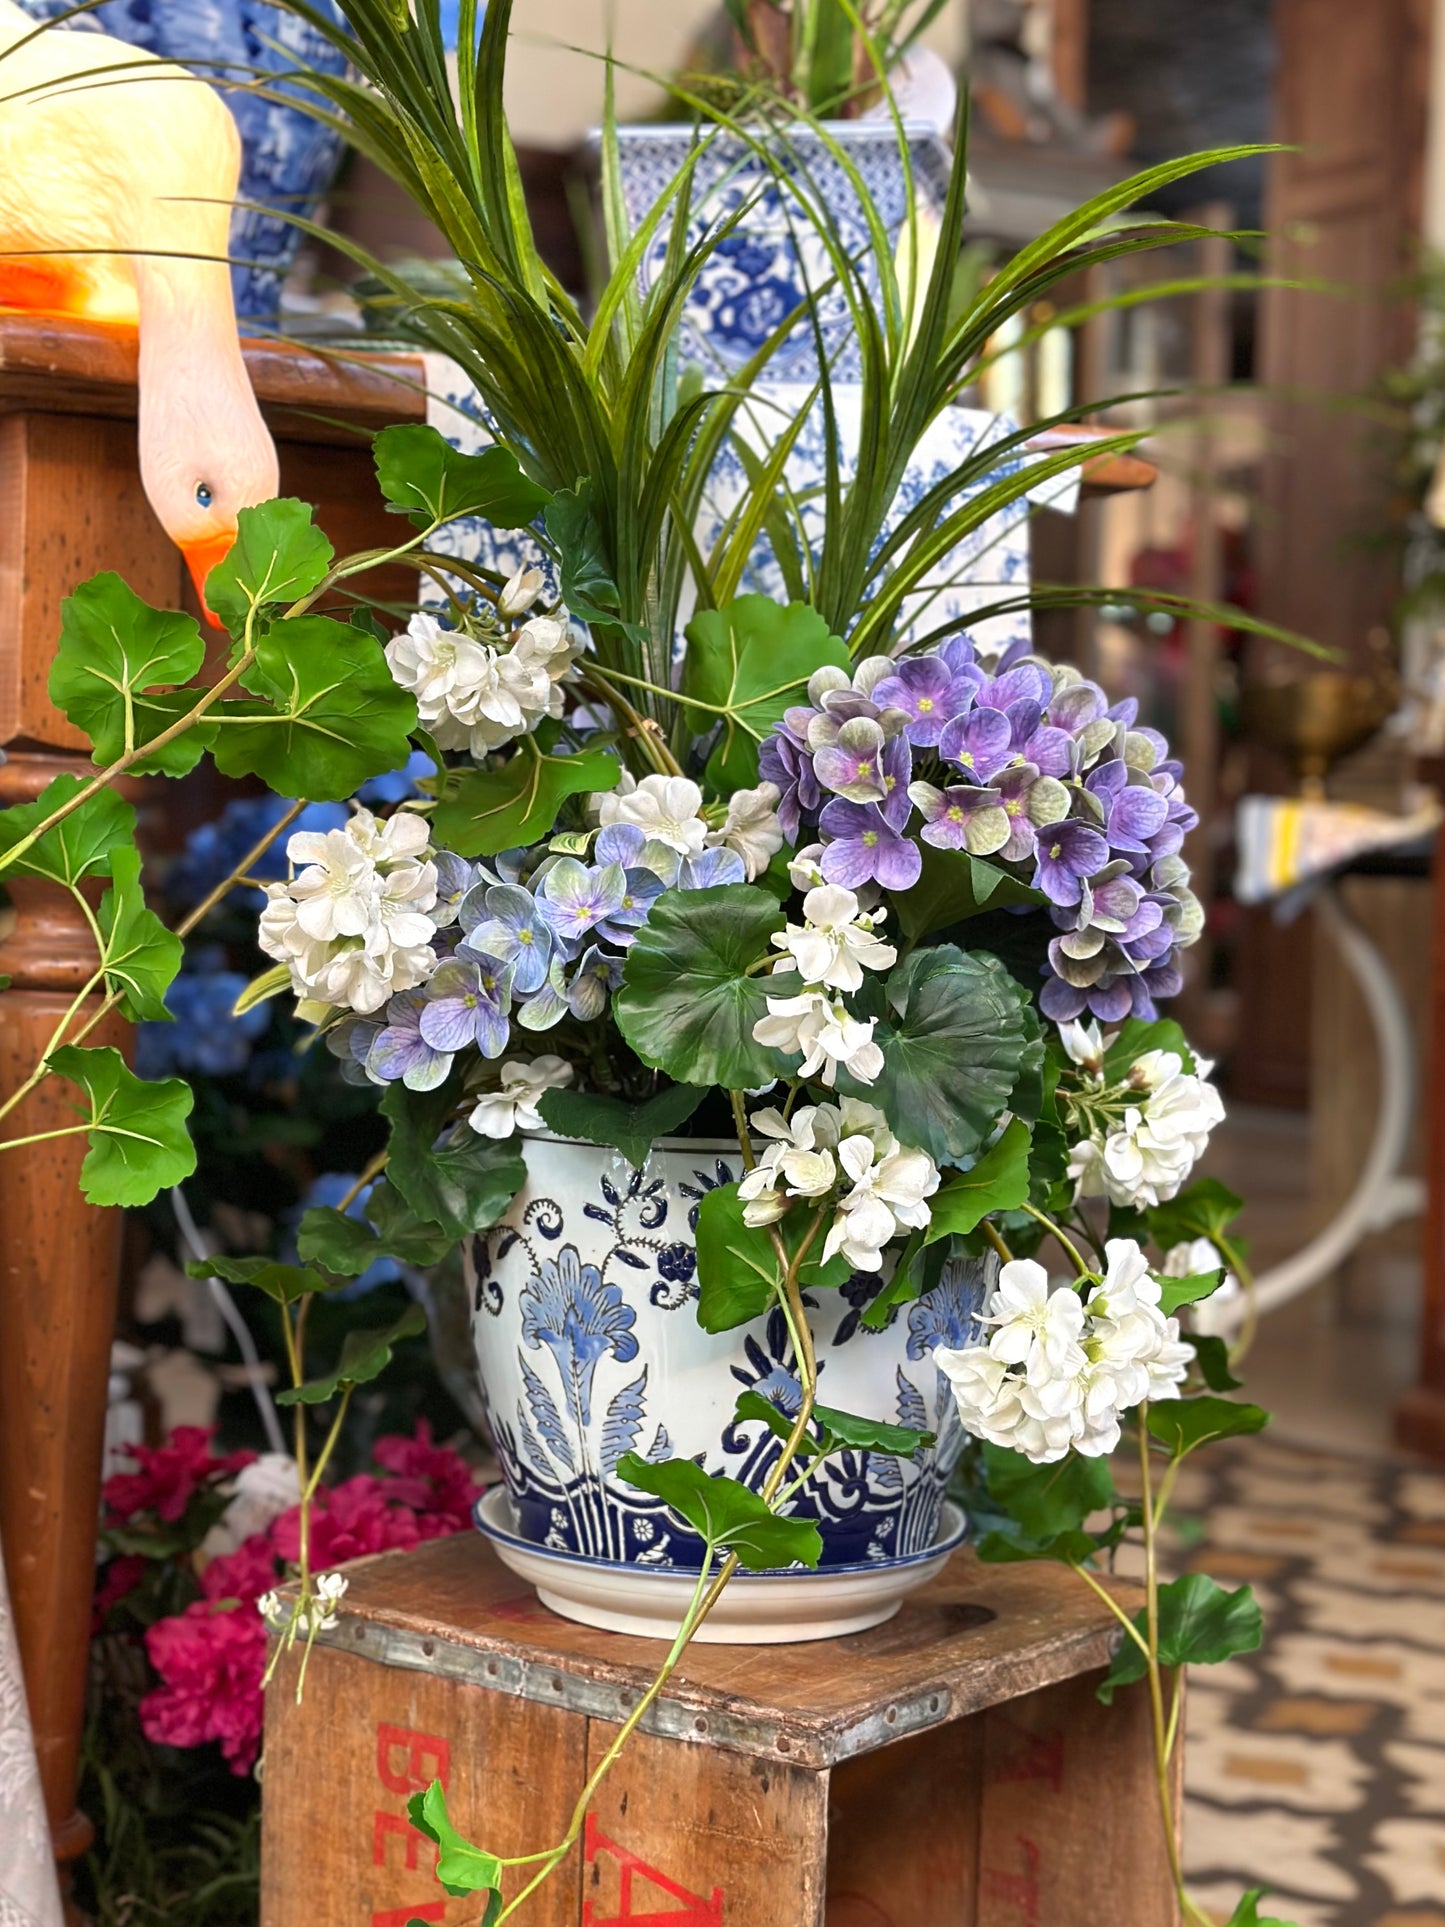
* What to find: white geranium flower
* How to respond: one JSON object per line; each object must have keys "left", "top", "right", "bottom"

{"left": 468, "top": 1056, "right": 574, "bottom": 1138}
{"left": 384, "top": 613, "right": 499, "bottom": 726}
{"left": 497, "top": 566, "right": 545, "bottom": 619}
{"left": 788, "top": 843, "right": 827, "bottom": 891}
{"left": 822, "top": 1131, "right": 940, "bottom": 1271}
{"left": 597, "top": 774, "right": 709, "bottom": 856}
{"left": 1068, "top": 1051, "right": 1225, "bottom": 1210}
{"left": 933, "top": 1346, "right": 1081, "bottom": 1462}
{"left": 983, "top": 1258, "right": 1087, "bottom": 1381}
{"left": 258, "top": 813, "right": 441, "bottom": 1016}
{"left": 771, "top": 884, "right": 897, "bottom": 993}
{"left": 709, "top": 781, "right": 785, "bottom": 880}
{"left": 752, "top": 989, "right": 884, "bottom": 1087}
{"left": 1057, "top": 1016, "right": 1105, "bottom": 1074}
{"left": 386, "top": 608, "right": 575, "bottom": 759}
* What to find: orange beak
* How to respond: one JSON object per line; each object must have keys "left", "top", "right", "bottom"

{"left": 181, "top": 531, "right": 236, "bottom": 630}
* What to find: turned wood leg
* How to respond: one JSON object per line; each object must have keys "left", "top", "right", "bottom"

{"left": 0, "top": 752, "right": 132, "bottom": 1878}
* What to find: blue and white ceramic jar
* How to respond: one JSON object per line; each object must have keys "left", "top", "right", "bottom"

{"left": 19, "top": 0, "right": 350, "bottom": 318}
{"left": 612, "top": 122, "right": 952, "bottom": 383}
{"left": 466, "top": 1135, "right": 989, "bottom": 1574}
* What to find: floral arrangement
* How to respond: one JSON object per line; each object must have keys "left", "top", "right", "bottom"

{"left": 0, "top": 3, "right": 1304, "bottom": 1922}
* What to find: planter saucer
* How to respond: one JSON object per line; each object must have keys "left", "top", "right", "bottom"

{"left": 474, "top": 1486, "right": 967, "bottom": 1645}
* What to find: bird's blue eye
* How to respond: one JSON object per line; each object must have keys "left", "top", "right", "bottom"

{"left": 195, "top": 482, "right": 214, "bottom": 508}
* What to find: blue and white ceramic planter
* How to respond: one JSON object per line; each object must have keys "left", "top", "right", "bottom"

{"left": 612, "top": 122, "right": 952, "bottom": 383}
{"left": 20, "top": 0, "right": 350, "bottom": 317}
{"left": 466, "top": 1136, "right": 989, "bottom": 1576}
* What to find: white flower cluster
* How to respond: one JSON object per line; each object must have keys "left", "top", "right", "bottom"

{"left": 256, "top": 1569, "right": 348, "bottom": 1635}
{"left": 1059, "top": 1019, "right": 1224, "bottom": 1210}
{"left": 258, "top": 810, "right": 439, "bottom": 1017}
{"left": 936, "top": 1240, "right": 1193, "bottom": 1463}
{"left": 596, "top": 772, "right": 784, "bottom": 880}
{"left": 384, "top": 570, "right": 579, "bottom": 759}
{"left": 469, "top": 1055, "right": 574, "bottom": 1138}
{"left": 737, "top": 1096, "right": 939, "bottom": 1270}
{"left": 1162, "top": 1235, "right": 1241, "bottom": 1338}
{"left": 752, "top": 884, "right": 895, "bottom": 1086}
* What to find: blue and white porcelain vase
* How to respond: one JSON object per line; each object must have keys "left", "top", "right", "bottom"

{"left": 18, "top": 0, "right": 350, "bottom": 318}
{"left": 613, "top": 122, "right": 952, "bottom": 383}
{"left": 467, "top": 1136, "right": 989, "bottom": 1576}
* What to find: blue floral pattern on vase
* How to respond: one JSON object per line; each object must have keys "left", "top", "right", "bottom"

{"left": 468, "top": 1136, "right": 991, "bottom": 1571}
{"left": 18, "top": 0, "right": 350, "bottom": 318}
{"left": 612, "top": 124, "right": 953, "bottom": 384}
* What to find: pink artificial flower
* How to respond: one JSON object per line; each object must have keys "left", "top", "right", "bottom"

{"left": 141, "top": 1599, "right": 267, "bottom": 1775}
{"left": 200, "top": 1533, "right": 282, "bottom": 1606}
{"left": 104, "top": 1427, "right": 256, "bottom": 1526}
{"left": 91, "top": 1553, "right": 147, "bottom": 1631}
{"left": 270, "top": 1474, "right": 424, "bottom": 1569}
{"left": 372, "top": 1421, "right": 482, "bottom": 1532}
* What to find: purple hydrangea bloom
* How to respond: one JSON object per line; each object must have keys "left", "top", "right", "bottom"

{"left": 976, "top": 662, "right": 1052, "bottom": 711}
{"left": 870, "top": 657, "right": 975, "bottom": 747}
{"left": 759, "top": 715, "right": 822, "bottom": 842}
{"left": 678, "top": 846, "right": 747, "bottom": 888}
{"left": 813, "top": 716, "right": 890, "bottom": 804}
{"left": 1085, "top": 760, "right": 1169, "bottom": 857}
{"left": 818, "top": 797, "right": 921, "bottom": 891}
{"left": 419, "top": 957, "right": 512, "bottom": 1056}
{"left": 1034, "top": 818, "right": 1110, "bottom": 907}
{"left": 910, "top": 781, "right": 1008, "bottom": 855}
{"left": 938, "top": 703, "right": 1014, "bottom": 782}
{"left": 365, "top": 989, "right": 455, "bottom": 1090}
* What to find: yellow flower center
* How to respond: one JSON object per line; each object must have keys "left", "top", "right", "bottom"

{"left": 917, "top": 696, "right": 935, "bottom": 712}
{"left": 862, "top": 830, "right": 879, "bottom": 848}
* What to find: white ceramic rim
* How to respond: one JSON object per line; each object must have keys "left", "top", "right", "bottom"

{"left": 474, "top": 1485, "right": 966, "bottom": 1579}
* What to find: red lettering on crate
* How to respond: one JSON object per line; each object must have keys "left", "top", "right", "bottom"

{"left": 374, "top": 1809, "right": 442, "bottom": 1871}
{"left": 582, "top": 1811, "right": 725, "bottom": 1925}
{"left": 990, "top": 1717, "right": 1065, "bottom": 1793}
{"left": 370, "top": 1907, "right": 445, "bottom": 1927}
{"left": 376, "top": 1723, "right": 452, "bottom": 1795}
{"left": 981, "top": 1837, "right": 1041, "bottom": 1925}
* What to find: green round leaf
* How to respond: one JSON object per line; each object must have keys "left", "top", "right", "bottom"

{"left": 431, "top": 747, "right": 621, "bottom": 857}
{"left": 375, "top": 424, "right": 552, "bottom": 531}
{"left": 47, "top": 1045, "right": 194, "bottom": 1206}
{"left": 615, "top": 1452, "right": 823, "bottom": 1570}
{"left": 613, "top": 884, "right": 788, "bottom": 1091}
{"left": 49, "top": 574, "right": 210, "bottom": 777}
{"left": 840, "top": 945, "right": 1039, "bottom": 1164}
{"left": 205, "top": 499, "right": 334, "bottom": 633}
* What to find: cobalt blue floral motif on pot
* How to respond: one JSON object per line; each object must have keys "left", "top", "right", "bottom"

{"left": 612, "top": 123, "right": 952, "bottom": 384}
{"left": 18, "top": 0, "right": 350, "bottom": 317}
{"left": 466, "top": 1136, "right": 991, "bottom": 1571}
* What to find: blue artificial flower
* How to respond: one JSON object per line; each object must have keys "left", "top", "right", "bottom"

{"left": 676, "top": 846, "right": 746, "bottom": 889}
{"left": 418, "top": 957, "right": 513, "bottom": 1056}
{"left": 365, "top": 990, "right": 455, "bottom": 1089}
{"left": 463, "top": 882, "right": 556, "bottom": 993}
{"left": 566, "top": 944, "right": 624, "bottom": 1019}
{"left": 356, "top": 748, "right": 436, "bottom": 806}
{"left": 536, "top": 858, "right": 627, "bottom": 947}
{"left": 135, "top": 960, "right": 270, "bottom": 1078}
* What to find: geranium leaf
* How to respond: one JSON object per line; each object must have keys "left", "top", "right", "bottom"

{"left": 1158, "top": 1269, "right": 1225, "bottom": 1315}
{"left": 47, "top": 1045, "right": 194, "bottom": 1206}
{"left": 374, "top": 424, "right": 552, "bottom": 531}
{"left": 366, "top": 1181, "right": 460, "bottom": 1265}
{"left": 294, "top": 1208, "right": 379, "bottom": 1279}
{"left": 189, "top": 1255, "right": 337, "bottom": 1305}
{"left": 205, "top": 499, "right": 334, "bottom": 633}
{"left": 276, "top": 1303, "right": 428, "bottom": 1405}
{"left": 892, "top": 844, "right": 1044, "bottom": 943}
{"left": 49, "top": 573, "right": 211, "bottom": 776}
{"left": 682, "top": 596, "right": 850, "bottom": 786}
{"left": 813, "top": 1403, "right": 935, "bottom": 1457}
{"left": 1103, "top": 1015, "right": 1196, "bottom": 1078}
{"left": 381, "top": 1078, "right": 526, "bottom": 1241}
{"left": 1147, "top": 1395, "right": 1268, "bottom": 1456}
{"left": 544, "top": 480, "right": 642, "bottom": 636}
{"left": 859, "top": 1226, "right": 950, "bottom": 1329}
{"left": 981, "top": 1443, "right": 1118, "bottom": 1541}
{"left": 694, "top": 1182, "right": 849, "bottom": 1332}
{"left": 1189, "top": 1333, "right": 1243, "bottom": 1392}
{"left": 1098, "top": 1573, "right": 1263, "bottom": 1703}
{"left": 97, "top": 845, "right": 183, "bottom": 1021}
{"left": 614, "top": 884, "right": 789, "bottom": 1091}
{"left": 1146, "top": 1177, "right": 1243, "bottom": 1252}
{"left": 616, "top": 1453, "right": 823, "bottom": 1570}
{"left": 431, "top": 746, "right": 622, "bottom": 857}
{"left": 214, "top": 616, "right": 418, "bottom": 800}
{"left": 405, "top": 1781, "right": 503, "bottom": 1897}
{"left": 838, "top": 945, "right": 1039, "bottom": 1164}
{"left": 536, "top": 1083, "right": 706, "bottom": 1169}
{"left": 0, "top": 777, "right": 135, "bottom": 885}
{"left": 925, "top": 1118, "right": 1032, "bottom": 1243}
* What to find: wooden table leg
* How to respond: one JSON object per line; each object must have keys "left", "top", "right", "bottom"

{"left": 0, "top": 751, "right": 130, "bottom": 1885}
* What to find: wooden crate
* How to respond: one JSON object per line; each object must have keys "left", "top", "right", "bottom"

{"left": 260, "top": 1535, "right": 1180, "bottom": 1927}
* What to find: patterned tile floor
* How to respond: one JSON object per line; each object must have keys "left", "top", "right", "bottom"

{"left": 1162, "top": 1436, "right": 1445, "bottom": 1926}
